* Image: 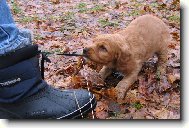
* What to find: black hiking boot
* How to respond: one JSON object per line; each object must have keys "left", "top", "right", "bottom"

{"left": 0, "top": 45, "right": 96, "bottom": 119}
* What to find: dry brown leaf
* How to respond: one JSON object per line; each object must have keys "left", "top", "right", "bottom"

{"left": 95, "top": 110, "right": 109, "bottom": 119}
{"left": 102, "top": 87, "right": 117, "bottom": 101}
{"left": 120, "top": 90, "right": 138, "bottom": 104}
{"left": 50, "top": 0, "right": 60, "bottom": 4}
{"left": 132, "top": 108, "right": 149, "bottom": 119}
{"left": 70, "top": 76, "right": 87, "bottom": 89}
{"left": 153, "top": 108, "right": 169, "bottom": 119}
{"left": 167, "top": 74, "right": 180, "bottom": 84}
{"left": 79, "top": 65, "right": 104, "bottom": 86}
{"left": 95, "top": 100, "right": 109, "bottom": 119}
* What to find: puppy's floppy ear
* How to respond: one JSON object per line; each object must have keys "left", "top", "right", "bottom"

{"left": 117, "top": 45, "right": 131, "bottom": 64}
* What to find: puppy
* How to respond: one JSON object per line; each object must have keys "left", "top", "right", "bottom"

{"left": 83, "top": 14, "right": 171, "bottom": 100}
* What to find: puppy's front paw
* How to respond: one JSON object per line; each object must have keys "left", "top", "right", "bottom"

{"left": 115, "top": 85, "right": 127, "bottom": 101}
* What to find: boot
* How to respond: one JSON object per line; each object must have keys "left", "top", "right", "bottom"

{"left": 0, "top": 44, "right": 96, "bottom": 119}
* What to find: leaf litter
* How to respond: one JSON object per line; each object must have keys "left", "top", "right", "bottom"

{"left": 9, "top": 0, "right": 180, "bottom": 119}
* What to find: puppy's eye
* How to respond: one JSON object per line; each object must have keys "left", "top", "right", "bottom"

{"left": 99, "top": 45, "right": 107, "bottom": 52}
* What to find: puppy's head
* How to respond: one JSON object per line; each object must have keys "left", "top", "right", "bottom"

{"left": 83, "top": 34, "right": 121, "bottom": 65}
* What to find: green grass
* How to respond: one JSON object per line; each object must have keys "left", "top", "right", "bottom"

{"left": 11, "top": 1, "right": 22, "bottom": 14}
{"left": 150, "top": 2, "right": 159, "bottom": 8}
{"left": 19, "top": 15, "right": 47, "bottom": 23}
{"left": 168, "top": 14, "right": 180, "bottom": 23}
{"left": 156, "top": 69, "right": 161, "bottom": 81}
{"left": 128, "top": 10, "right": 140, "bottom": 16}
{"left": 132, "top": 102, "right": 143, "bottom": 110}
{"left": 49, "top": 15, "right": 61, "bottom": 21}
{"left": 132, "top": 2, "right": 142, "bottom": 8}
{"left": 62, "top": 11, "right": 75, "bottom": 21}
{"left": 76, "top": 2, "right": 88, "bottom": 13}
{"left": 21, "top": 16, "right": 34, "bottom": 23}
{"left": 19, "top": 16, "right": 39, "bottom": 23}
{"left": 90, "top": 5, "right": 105, "bottom": 12}
{"left": 108, "top": 111, "right": 118, "bottom": 117}
{"left": 19, "top": 12, "right": 74, "bottom": 23}
{"left": 76, "top": 3, "right": 106, "bottom": 13}
{"left": 98, "top": 18, "right": 119, "bottom": 27}
{"left": 34, "top": 34, "right": 43, "bottom": 40}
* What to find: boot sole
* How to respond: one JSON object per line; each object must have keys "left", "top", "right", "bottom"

{"left": 0, "top": 94, "right": 97, "bottom": 119}
{"left": 56, "top": 94, "right": 97, "bottom": 119}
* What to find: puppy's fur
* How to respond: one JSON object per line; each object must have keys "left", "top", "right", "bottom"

{"left": 83, "top": 14, "right": 171, "bottom": 100}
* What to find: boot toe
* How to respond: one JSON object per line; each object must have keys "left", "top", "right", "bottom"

{"left": 46, "top": 87, "right": 96, "bottom": 119}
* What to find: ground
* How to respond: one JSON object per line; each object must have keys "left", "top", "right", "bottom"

{"left": 8, "top": 0, "right": 180, "bottom": 119}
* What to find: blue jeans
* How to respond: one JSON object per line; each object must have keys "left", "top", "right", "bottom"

{"left": 0, "top": 0, "right": 31, "bottom": 55}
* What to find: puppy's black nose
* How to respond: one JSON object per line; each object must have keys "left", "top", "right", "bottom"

{"left": 83, "top": 48, "right": 89, "bottom": 54}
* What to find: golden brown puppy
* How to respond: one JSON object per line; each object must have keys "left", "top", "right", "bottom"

{"left": 83, "top": 14, "right": 171, "bottom": 100}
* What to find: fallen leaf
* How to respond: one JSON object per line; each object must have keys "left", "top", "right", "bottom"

{"left": 50, "top": 0, "right": 60, "bottom": 4}
{"left": 95, "top": 100, "right": 109, "bottom": 119}
{"left": 167, "top": 74, "right": 180, "bottom": 84}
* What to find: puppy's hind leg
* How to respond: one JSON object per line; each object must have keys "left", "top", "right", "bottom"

{"left": 156, "top": 48, "right": 168, "bottom": 78}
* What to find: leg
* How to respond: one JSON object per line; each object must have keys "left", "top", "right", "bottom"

{"left": 156, "top": 48, "right": 168, "bottom": 77}
{"left": 0, "top": 0, "right": 15, "bottom": 24}
{"left": 115, "top": 64, "right": 142, "bottom": 100}
{"left": 0, "top": 0, "right": 96, "bottom": 119}
{"left": 99, "top": 66, "right": 113, "bottom": 80}
{"left": 0, "top": 0, "right": 31, "bottom": 55}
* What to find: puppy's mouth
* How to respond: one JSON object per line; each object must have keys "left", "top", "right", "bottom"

{"left": 82, "top": 48, "right": 90, "bottom": 58}
{"left": 82, "top": 53, "right": 92, "bottom": 60}
{"left": 82, "top": 50, "right": 95, "bottom": 62}
{"left": 82, "top": 52, "right": 89, "bottom": 58}
{"left": 82, "top": 48, "right": 106, "bottom": 64}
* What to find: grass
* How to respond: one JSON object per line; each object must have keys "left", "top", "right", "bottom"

{"left": 128, "top": 9, "right": 141, "bottom": 16}
{"left": 18, "top": 15, "right": 48, "bottom": 23}
{"left": 19, "top": 16, "right": 34, "bottom": 23}
{"left": 11, "top": 0, "right": 22, "bottom": 14}
{"left": 49, "top": 15, "right": 61, "bottom": 21}
{"left": 98, "top": 18, "right": 119, "bottom": 27}
{"left": 108, "top": 111, "right": 118, "bottom": 117}
{"left": 168, "top": 14, "right": 180, "bottom": 23}
{"left": 90, "top": 5, "right": 105, "bottom": 13}
{"left": 62, "top": 11, "right": 75, "bottom": 21}
{"left": 132, "top": 102, "right": 143, "bottom": 110}
{"left": 34, "top": 34, "right": 43, "bottom": 40}
{"left": 150, "top": 2, "right": 159, "bottom": 8}
{"left": 19, "top": 16, "right": 43, "bottom": 23}
{"left": 76, "top": 2, "right": 106, "bottom": 13}
{"left": 19, "top": 11, "right": 75, "bottom": 23}
{"left": 76, "top": 2, "right": 88, "bottom": 13}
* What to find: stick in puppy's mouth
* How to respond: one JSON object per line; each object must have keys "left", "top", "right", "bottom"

{"left": 56, "top": 52, "right": 86, "bottom": 57}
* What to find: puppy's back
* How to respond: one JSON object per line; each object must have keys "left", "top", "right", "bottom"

{"left": 118, "top": 14, "right": 170, "bottom": 59}
{"left": 130, "top": 14, "right": 170, "bottom": 41}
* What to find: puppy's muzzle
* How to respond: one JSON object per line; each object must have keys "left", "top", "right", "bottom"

{"left": 83, "top": 48, "right": 89, "bottom": 56}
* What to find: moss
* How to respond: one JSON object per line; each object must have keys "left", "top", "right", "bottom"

{"left": 132, "top": 102, "right": 143, "bottom": 110}
{"left": 98, "top": 18, "right": 119, "bottom": 27}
